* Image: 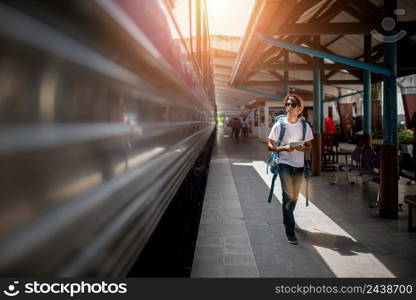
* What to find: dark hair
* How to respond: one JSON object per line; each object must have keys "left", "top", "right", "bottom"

{"left": 283, "top": 94, "right": 304, "bottom": 109}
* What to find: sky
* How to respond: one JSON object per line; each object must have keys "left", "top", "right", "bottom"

{"left": 171, "top": 0, "right": 255, "bottom": 37}
{"left": 206, "top": 0, "right": 255, "bottom": 36}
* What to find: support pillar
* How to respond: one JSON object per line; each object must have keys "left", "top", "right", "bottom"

{"left": 312, "top": 36, "right": 322, "bottom": 176}
{"left": 283, "top": 84, "right": 289, "bottom": 97}
{"left": 379, "top": 0, "right": 398, "bottom": 218}
{"left": 363, "top": 70, "right": 372, "bottom": 147}
{"left": 321, "top": 82, "right": 325, "bottom": 130}
{"left": 264, "top": 103, "right": 270, "bottom": 139}
{"left": 363, "top": 34, "right": 372, "bottom": 147}
{"left": 312, "top": 68, "right": 322, "bottom": 176}
{"left": 283, "top": 53, "right": 289, "bottom": 96}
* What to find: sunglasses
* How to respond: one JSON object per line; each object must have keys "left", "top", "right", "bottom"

{"left": 285, "top": 102, "right": 299, "bottom": 108}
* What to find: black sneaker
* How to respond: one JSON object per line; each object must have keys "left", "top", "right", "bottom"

{"left": 287, "top": 234, "right": 298, "bottom": 244}
{"left": 285, "top": 227, "right": 298, "bottom": 244}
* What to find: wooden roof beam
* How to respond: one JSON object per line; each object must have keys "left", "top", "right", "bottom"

{"left": 324, "top": 35, "right": 343, "bottom": 47}
{"left": 343, "top": 6, "right": 372, "bottom": 22}
{"left": 230, "top": 0, "right": 298, "bottom": 86}
{"left": 274, "top": 22, "right": 378, "bottom": 35}
{"left": 214, "top": 64, "right": 233, "bottom": 70}
{"left": 349, "top": 0, "right": 382, "bottom": 21}
{"left": 268, "top": 70, "right": 285, "bottom": 81}
{"left": 243, "top": 0, "right": 352, "bottom": 80}
{"left": 301, "top": 39, "right": 363, "bottom": 80}
{"left": 258, "top": 0, "right": 358, "bottom": 69}
{"left": 326, "top": 43, "right": 384, "bottom": 79}
{"left": 211, "top": 49, "right": 237, "bottom": 58}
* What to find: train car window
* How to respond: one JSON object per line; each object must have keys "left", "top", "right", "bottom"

{"left": 0, "top": 44, "right": 46, "bottom": 125}
{"left": 167, "top": 1, "right": 209, "bottom": 80}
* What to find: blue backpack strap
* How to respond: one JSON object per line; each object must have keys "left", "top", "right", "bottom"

{"left": 300, "top": 117, "right": 307, "bottom": 140}
{"left": 277, "top": 117, "right": 286, "bottom": 147}
{"left": 267, "top": 115, "right": 287, "bottom": 173}
{"left": 300, "top": 117, "right": 311, "bottom": 206}
{"left": 267, "top": 173, "right": 278, "bottom": 203}
{"left": 267, "top": 116, "right": 287, "bottom": 202}
{"left": 301, "top": 117, "right": 309, "bottom": 174}
{"left": 300, "top": 118, "right": 309, "bottom": 173}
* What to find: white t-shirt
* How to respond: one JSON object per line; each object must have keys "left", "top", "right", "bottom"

{"left": 268, "top": 118, "right": 314, "bottom": 168}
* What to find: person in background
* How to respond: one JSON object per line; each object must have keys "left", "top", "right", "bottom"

{"left": 241, "top": 118, "right": 248, "bottom": 137}
{"left": 324, "top": 107, "right": 337, "bottom": 134}
{"left": 230, "top": 117, "right": 241, "bottom": 140}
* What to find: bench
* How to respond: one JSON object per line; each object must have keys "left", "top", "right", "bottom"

{"left": 404, "top": 195, "right": 416, "bottom": 232}
{"left": 330, "top": 145, "right": 380, "bottom": 185}
{"left": 329, "top": 145, "right": 361, "bottom": 184}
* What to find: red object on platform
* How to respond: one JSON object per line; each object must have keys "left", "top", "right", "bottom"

{"left": 324, "top": 117, "right": 337, "bottom": 134}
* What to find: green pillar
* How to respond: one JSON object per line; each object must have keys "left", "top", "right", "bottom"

{"left": 313, "top": 69, "right": 322, "bottom": 133}
{"left": 321, "top": 82, "right": 324, "bottom": 130}
{"left": 283, "top": 84, "right": 289, "bottom": 96}
{"left": 379, "top": 0, "right": 398, "bottom": 218}
{"left": 363, "top": 70, "right": 372, "bottom": 135}
{"left": 382, "top": 54, "right": 397, "bottom": 146}
{"left": 312, "top": 68, "right": 322, "bottom": 175}
{"left": 363, "top": 34, "right": 372, "bottom": 147}
{"left": 284, "top": 53, "right": 289, "bottom": 97}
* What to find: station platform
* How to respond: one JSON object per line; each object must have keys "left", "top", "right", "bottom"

{"left": 191, "top": 127, "right": 416, "bottom": 278}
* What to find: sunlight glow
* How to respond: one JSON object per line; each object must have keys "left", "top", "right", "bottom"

{"left": 207, "top": 0, "right": 226, "bottom": 14}
{"left": 170, "top": 0, "right": 254, "bottom": 38}
{"left": 232, "top": 161, "right": 395, "bottom": 278}
{"left": 207, "top": 0, "right": 254, "bottom": 36}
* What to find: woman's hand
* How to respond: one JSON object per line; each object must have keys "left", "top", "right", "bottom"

{"left": 294, "top": 145, "right": 304, "bottom": 151}
{"left": 284, "top": 145, "right": 296, "bottom": 152}
{"left": 298, "top": 141, "right": 312, "bottom": 152}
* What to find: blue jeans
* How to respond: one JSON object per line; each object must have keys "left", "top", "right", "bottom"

{"left": 278, "top": 164, "right": 304, "bottom": 231}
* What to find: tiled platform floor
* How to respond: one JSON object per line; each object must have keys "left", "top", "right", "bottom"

{"left": 191, "top": 127, "right": 416, "bottom": 278}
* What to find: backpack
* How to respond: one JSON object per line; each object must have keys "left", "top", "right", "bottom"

{"left": 267, "top": 114, "right": 311, "bottom": 205}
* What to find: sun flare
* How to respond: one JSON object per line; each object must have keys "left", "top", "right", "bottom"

{"left": 208, "top": 0, "right": 226, "bottom": 14}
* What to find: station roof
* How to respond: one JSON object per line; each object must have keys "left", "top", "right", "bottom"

{"left": 211, "top": 35, "right": 281, "bottom": 112}
{"left": 212, "top": 0, "right": 416, "bottom": 113}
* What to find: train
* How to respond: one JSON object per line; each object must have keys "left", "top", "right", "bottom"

{"left": 0, "top": 0, "right": 216, "bottom": 276}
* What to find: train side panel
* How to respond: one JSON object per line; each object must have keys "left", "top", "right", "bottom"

{"left": 0, "top": 0, "right": 214, "bottom": 276}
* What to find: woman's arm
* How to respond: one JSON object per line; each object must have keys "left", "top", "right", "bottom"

{"left": 267, "top": 139, "right": 295, "bottom": 152}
